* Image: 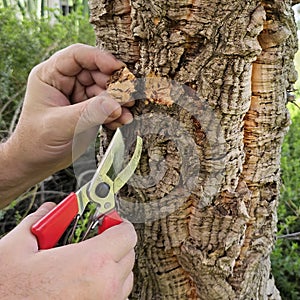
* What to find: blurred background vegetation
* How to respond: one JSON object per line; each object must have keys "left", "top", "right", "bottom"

{"left": 0, "top": 0, "right": 95, "bottom": 140}
{"left": 0, "top": 2, "right": 300, "bottom": 299}
{"left": 271, "top": 102, "right": 300, "bottom": 299}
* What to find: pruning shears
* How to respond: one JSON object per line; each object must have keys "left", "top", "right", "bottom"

{"left": 31, "top": 128, "right": 142, "bottom": 250}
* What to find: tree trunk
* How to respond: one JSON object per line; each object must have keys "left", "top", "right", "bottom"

{"left": 89, "top": 1, "right": 298, "bottom": 299}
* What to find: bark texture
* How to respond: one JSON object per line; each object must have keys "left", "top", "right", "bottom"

{"left": 90, "top": 1, "right": 298, "bottom": 299}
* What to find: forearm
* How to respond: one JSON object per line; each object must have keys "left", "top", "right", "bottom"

{"left": 0, "top": 139, "right": 51, "bottom": 208}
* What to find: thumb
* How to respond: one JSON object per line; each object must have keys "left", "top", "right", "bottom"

{"left": 66, "top": 93, "right": 122, "bottom": 135}
{"left": 1, "top": 202, "right": 56, "bottom": 253}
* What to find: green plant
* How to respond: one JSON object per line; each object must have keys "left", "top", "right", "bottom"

{"left": 271, "top": 103, "right": 300, "bottom": 300}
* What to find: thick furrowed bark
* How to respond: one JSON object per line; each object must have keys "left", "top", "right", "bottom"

{"left": 231, "top": 2, "right": 297, "bottom": 299}
{"left": 91, "top": 1, "right": 298, "bottom": 299}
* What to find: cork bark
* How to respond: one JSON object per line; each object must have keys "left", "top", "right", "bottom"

{"left": 90, "top": 1, "right": 299, "bottom": 299}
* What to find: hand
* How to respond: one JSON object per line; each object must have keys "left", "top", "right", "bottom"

{"left": 0, "top": 44, "right": 134, "bottom": 205}
{"left": 0, "top": 203, "right": 137, "bottom": 299}
{"left": 8, "top": 43, "right": 133, "bottom": 175}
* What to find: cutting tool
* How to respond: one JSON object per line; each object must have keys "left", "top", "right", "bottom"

{"left": 31, "top": 128, "right": 142, "bottom": 250}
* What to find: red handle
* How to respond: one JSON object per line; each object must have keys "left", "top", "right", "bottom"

{"left": 98, "top": 210, "right": 122, "bottom": 234}
{"left": 31, "top": 192, "right": 79, "bottom": 250}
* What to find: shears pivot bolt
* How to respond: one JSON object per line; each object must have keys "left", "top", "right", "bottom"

{"left": 95, "top": 182, "right": 110, "bottom": 198}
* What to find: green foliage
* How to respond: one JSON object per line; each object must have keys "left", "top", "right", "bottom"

{"left": 0, "top": 4, "right": 95, "bottom": 139}
{"left": 271, "top": 104, "right": 300, "bottom": 300}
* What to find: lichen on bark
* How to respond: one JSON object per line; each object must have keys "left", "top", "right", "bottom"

{"left": 91, "top": 0, "right": 298, "bottom": 299}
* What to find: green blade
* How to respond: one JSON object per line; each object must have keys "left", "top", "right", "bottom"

{"left": 88, "top": 128, "right": 125, "bottom": 195}
{"left": 92, "top": 128, "right": 125, "bottom": 181}
{"left": 113, "top": 136, "right": 143, "bottom": 193}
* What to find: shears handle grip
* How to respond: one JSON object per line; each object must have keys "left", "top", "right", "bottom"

{"left": 98, "top": 210, "right": 122, "bottom": 234}
{"left": 31, "top": 194, "right": 123, "bottom": 249}
{"left": 31, "top": 192, "right": 79, "bottom": 250}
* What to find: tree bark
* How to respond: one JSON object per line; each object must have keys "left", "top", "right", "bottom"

{"left": 90, "top": 1, "right": 298, "bottom": 299}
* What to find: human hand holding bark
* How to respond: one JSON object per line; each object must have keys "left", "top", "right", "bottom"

{"left": 0, "top": 44, "right": 133, "bottom": 207}
{"left": 0, "top": 202, "right": 136, "bottom": 299}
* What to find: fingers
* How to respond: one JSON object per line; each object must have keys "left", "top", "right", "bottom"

{"left": 0, "top": 202, "right": 56, "bottom": 253}
{"left": 71, "top": 71, "right": 109, "bottom": 103}
{"left": 104, "top": 107, "right": 134, "bottom": 130}
{"left": 101, "top": 221, "right": 137, "bottom": 262}
{"left": 52, "top": 44, "right": 124, "bottom": 77}
{"left": 91, "top": 70, "right": 111, "bottom": 89}
{"left": 122, "top": 100, "right": 135, "bottom": 107}
{"left": 58, "top": 220, "right": 137, "bottom": 298}
{"left": 123, "top": 272, "right": 134, "bottom": 299}
{"left": 85, "top": 220, "right": 137, "bottom": 263}
{"left": 118, "top": 249, "right": 136, "bottom": 279}
{"left": 64, "top": 93, "right": 133, "bottom": 135}
{"left": 119, "top": 252, "right": 135, "bottom": 299}
{"left": 88, "top": 222, "right": 136, "bottom": 299}
{"left": 68, "top": 93, "right": 122, "bottom": 134}
{"left": 35, "top": 92, "right": 133, "bottom": 149}
{"left": 36, "top": 44, "right": 125, "bottom": 102}
{"left": 23, "top": 202, "right": 57, "bottom": 227}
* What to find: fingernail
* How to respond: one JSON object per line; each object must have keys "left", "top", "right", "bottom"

{"left": 123, "top": 112, "right": 133, "bottom": 124}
